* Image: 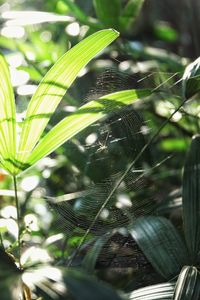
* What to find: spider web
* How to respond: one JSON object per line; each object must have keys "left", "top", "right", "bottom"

{"left": 48, "top": 68, "right": 177, "bottom": 272}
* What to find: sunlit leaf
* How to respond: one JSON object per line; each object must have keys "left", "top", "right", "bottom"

{"left": 16, "top": 29, "right": 119, "bottom": 173}
{"left": 173, "top": 266, "right": 200, "bottom": 300}
{"left": 182, "top": 135, "right": 200, "bottom": 263}
{"left": 129, "top": 216, "right": 188, "bottom": 279}
{"left": 26, "top": 89, "right": 151, "bottom": 168}
{"left": 0, "top": 54, "right": 16, "bottom": 174}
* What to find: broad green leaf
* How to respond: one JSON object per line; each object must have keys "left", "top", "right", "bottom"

{"left": 64, "top": 269, "right": 123, "bottom": 300}
{"left": 119, "top": 0, "right": 145, "bottom": 32}
{"left": 173, "top": 266, "right": 200, "bottom": 300}
{"left": 182, "top": 57, "right": 200, "bottom": 99}
{"left": 128, "top": 282, "right": 175, "bottom": 300}
{"left": 26, "top": 89, "right": 151, "bottom": 168}
{"left": 93, "top": 0, "right": 121, "bottom": 29}
{"left": 129, "top": 216, "right": 188, "bottom": 279}
{"left": 16, "top": 29, "right": 119, "bottom": 173}
{"left": 0, "top": 54, "right": 16, "bottom": 174}
{"left": 182, "top": 135, "right": 200, "bottom": 263}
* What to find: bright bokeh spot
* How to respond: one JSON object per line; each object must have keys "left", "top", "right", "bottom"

{"left": 20, "top": 175, "right": 40, "bottom": 192}
{"left": 65, "top": 22, "right": 80, "bottom": 36}
{"left": 1, "top": 26, "right": 25, "bottom": 38}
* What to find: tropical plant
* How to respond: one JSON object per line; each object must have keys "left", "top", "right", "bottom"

{"left": 0, "top": 28, "right": 152, "bottom": 299}
{"left": 1, "top": 1, "right": 200, "bottom": 299}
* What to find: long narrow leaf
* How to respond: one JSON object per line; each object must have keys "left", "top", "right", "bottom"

{"left": 129, "top": 216, "right": 188, "bottom": 279}
{"left": 0, "top": 54, "right": 16, "bottom": 174}
{"left": 16, "top": 29, "right": 119, "bottom": 172}
{"left": 173, "top": 266, "right": 200, "bottom": 300}
{"left": 182, "top": 135, "right": 200, "bottom": 263}
{"left": 26, "top": 89, "right": 151, "bottom": 168}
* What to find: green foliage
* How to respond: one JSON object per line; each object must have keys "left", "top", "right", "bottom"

{"left": 27, "top": 89, "right": 151, "bottom": 167}
{"left": 0, "top": 29, "right": 152, "bottom": 175}
{"left": 1, "top": 0, "right": 200, "bottom": 299}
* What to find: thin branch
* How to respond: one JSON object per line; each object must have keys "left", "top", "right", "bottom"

{"left": 13, "top": 176, "right": 21, "bottom": 268}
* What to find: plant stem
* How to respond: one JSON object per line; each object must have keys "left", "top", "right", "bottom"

{"left": 13, "top": 176, "right": 21, "bottom": 268}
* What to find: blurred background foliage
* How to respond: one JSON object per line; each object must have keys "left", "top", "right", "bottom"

{"left": 0, "top": 0, "right": 200, "bottom": 299}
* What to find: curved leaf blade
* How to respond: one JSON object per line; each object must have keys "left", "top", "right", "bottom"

{"left": 182, "top": 135, "right": 200, "bottom": 263}
{"left": 26, "top": 89, "right": 151, "bottom": 168}
{"left": 129, "top": 216, "right": 188, "bottom": 279}
{"left": 173, "top": 266, "right": 200, "bottom": 300}
{"left": 17, "top": 29, "right": 119, "bottom": 171}
{"left": 0, "top": 54, "right": 16, "bottom": 173}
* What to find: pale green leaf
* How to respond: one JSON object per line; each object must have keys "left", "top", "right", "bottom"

{"left": 0, "top": 54, "right": 16, "bottom": 174}
{"left": 26, "top": 89, "right": 151, "bottom": 168}
{"left": 16, "top": 29, "right": 119, "bottom": 173}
